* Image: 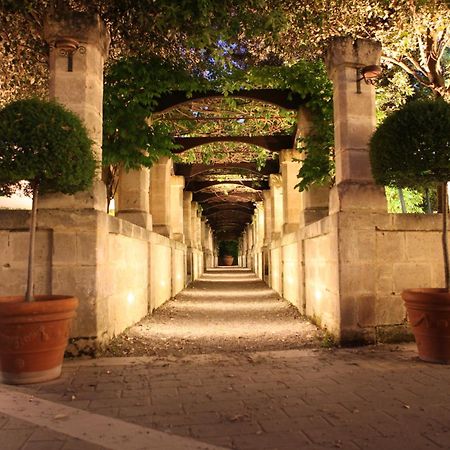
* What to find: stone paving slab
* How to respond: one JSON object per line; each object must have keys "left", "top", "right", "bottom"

{"left": 1, "top": 343, "right": 449, "bottom": 449}
{"left": 0, "top": 387, "right": 226, "bottom": 450}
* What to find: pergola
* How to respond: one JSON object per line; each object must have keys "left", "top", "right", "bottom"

{"left": 155, "top": 89, "right": 306, "bottom": 239}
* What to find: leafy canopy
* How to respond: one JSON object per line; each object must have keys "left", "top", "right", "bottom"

{"left": 369, "top": 98, "right": 450, "bottom": 188}
{"left": 0, "top": 98, "right": 96, "bottom": 195}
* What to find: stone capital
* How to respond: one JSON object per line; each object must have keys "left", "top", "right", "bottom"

{"left": 269, "top": 174, "right": 282, "bottom": 188}
{"left": 325, "top": 37, "right": 381, "bottom": 76}
{"left": 44, "top": 10, "right": 110, "bottom": 57}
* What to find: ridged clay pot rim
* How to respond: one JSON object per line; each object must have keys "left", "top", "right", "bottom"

{"left": 0, "top": 295, "right": 78, "bottom": 316}
{"left": 402, "top": 288, "right": 450, "bottom": 306}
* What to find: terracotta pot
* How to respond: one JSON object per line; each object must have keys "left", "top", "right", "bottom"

{"left": 0, "top": 295, "right": 78, "bottom": 384}
{"left": 221, "top": 255, "right": 234, "bottom": 266}
{"left": 402, "top": 288, "right": 450, "bottom": 364}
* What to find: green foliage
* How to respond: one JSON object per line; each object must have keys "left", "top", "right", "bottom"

{"left": 103, "top": 57, "right": 208, "bottom": 171}
{"left": 218, "top": 60, "right": 334, "bottom": 190}
{"left": 385, "top": 187, "right": 426, "bottom": 213}
{"left": 0, "top": 98, "right": 95, "bottom": 195}
{"left": 104, "top": 56, "right": 334, "bottom": 191}
{"left": 370, "top": 99, "right": 450, "bottom": 189}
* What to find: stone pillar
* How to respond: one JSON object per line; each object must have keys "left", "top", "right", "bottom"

{"left": 263, "top": 191, "right": 272, "bottom": 244}
{"left": 280, "top": 150, "right": 302, "bottom": 234}
{"left": 183, "top": 193, "right": 194, "bottom": 280}
{"left": 297, "top": 107, "right": 329, "bottom": 226}
{"left": 269, "top": 174, "right": 284, "bottom": 240}
{"left": 262, "top": 191, "right": 272, "bottom": 282}
{"left": 242, "top": 232, "right": 248, "bottom": 268}
{"left": 183, "top": 193, "right": 194, "bottom": 245}
{"left": 116, "top": 167, "right": 152, "bottom": 229}
{"left": 325, "top": 37, "right": 386, "bottom": 213}
{"left": 170, "top": 176, "right": 185, "bottom": 242}
{"left": 149, "top": 157, "right": 172, "bottom": 237}
{"left": 42, "top": 11, "right": 110, "bottom": 210}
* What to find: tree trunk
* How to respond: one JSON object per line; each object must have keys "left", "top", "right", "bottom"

{"left": 398, "top": 188, "right": 406, "bottom": 213}
{"left": 442, "top": 182, "right": 449, "bottom": 291}
{"left": 25, "top": 181, "right": 39, "bottom": 302}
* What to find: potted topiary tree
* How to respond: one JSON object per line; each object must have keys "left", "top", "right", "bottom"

{"left": 0, "top": 98, "right": 96, "bottom": 383}
{"left": 370, "top": 98, "right": 450, "bottom": 363}
{"left": 218, "top": 240, "right": 238, "bottom": 266}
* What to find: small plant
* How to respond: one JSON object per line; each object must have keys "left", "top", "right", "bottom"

{"left": 321, "top": 331, "right": 337, "bottom": 348}
{"left": 0, "top": 98, "right": 96, "bottom": 301}
{"left": 370, "top": 98, "right": 450, "bottom": 290}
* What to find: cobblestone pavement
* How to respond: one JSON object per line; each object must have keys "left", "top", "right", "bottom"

{"left": 1, "top": 269, "right": 450, "bottom": 449}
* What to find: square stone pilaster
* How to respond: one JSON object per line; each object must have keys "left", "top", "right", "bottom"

{"left": 296, "top": 107, "right": 329, "bottom": 226}
{"left": 170, "top": 176, "right": 185, "bottom": 242}
{"left": 269, "top": 174, "right": 284, "bottom": 240}
{"left": 325, "top": 37, "right": 387, "bottom": 213}
{"left": 149, "top": 157, "right": 172, "bottom": 237}
{"left": 280, "top": 149, "right": 302, "bottom": 234}
{"left": 42, "top": 11, "right": 110, "bottom": 211}
{"left": 116, "top": 167, "right": 152, "bottom": 229}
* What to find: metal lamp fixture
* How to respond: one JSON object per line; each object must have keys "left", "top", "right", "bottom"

{"left": 356, "top": 65, "right": 382, "bottom": 93}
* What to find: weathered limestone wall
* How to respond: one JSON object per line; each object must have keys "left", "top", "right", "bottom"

{"left": 269, "top": 243, "right": 282, "bottom": 294}
{"left": 171, "top": 243, "right": 186, "bottom": 296}
{"left": 0, "top": 211, "right": 52, "bottom": 298}
{"left": 149, "top": 232, "right": 174, "bottom": 311}
{"left": 103, "top": 217, "right": 149, "bottom": 339}
{"left": 0, "top": 209, "right": 190, "bottom": 354}
{"left": 336, "top": 212, "right": 445, "bottom": 343}
{"left": 281, "top": 233, "right": 301, "bottom": 310}
{"left": 265, "top": 211, "right": 447, "bottom": 343}
{"left": 302, "top": 216, "right": 340, "bottom": 336}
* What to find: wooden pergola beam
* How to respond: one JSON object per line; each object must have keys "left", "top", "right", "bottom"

{"left": 172, "top": 135, "right": 294, "bottom": 153}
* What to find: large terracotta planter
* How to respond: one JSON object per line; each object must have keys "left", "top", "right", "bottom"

{"left": 0, "top": 295, "right": 78, "bottom": 384}
{"left": 402, "top": 288, "right": 450, "bottom": 364}
{"left": 222, "top": 255, "right": 234, "bottom": 266}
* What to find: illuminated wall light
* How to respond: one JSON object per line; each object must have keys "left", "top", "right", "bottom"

{"left": 176, "top": 274, "right": 182, "bottom": 281}
{"left": 127, "top": 292, "right": 135, "bottom": 305}
{"left": 315, "top": 288, "right": 323, "bottom": 302}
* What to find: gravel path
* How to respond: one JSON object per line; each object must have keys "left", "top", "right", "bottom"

{"left": 101, "top": 268, "right": 324, "bottom": 357}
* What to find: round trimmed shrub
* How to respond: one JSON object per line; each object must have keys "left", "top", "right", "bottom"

{"left": 370, "top": 99, "right": 450, "bottom": 189}
{"left": 0, "top": 98, "right": 96, "bottom": 195}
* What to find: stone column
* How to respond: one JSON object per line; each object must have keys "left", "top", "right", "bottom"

{"left": 183, "top": 193, "right": 194, "bottom": 245}
{"left": 42, "top": 11, "right": 110, "bottom": 210}
{"left": 149, "top": 157, "right": 172, "bottom": 237}
{"left": 269, "top": 174, "right": 284, "bottom": 240}
{"left": 116, "top": 167, "right": 152, "bottom": 229}
{"left": 170, "top": 176, "right": 185, "bottom": 242}
{"left": 242, "top": 232, "right": 248, "bottom": 268}
{"left": 262, "top": 191, "right": 272, "bottom": 281}
{"left": 280, "top": 150, "right": 302, "bottom": 234}
{"left": 262, "top": 191, "right": 272, "bottom": 244}
{"left": 325, "top": 37, "right": 386, "bottom": 213}
{"left": 297, "top": 107, "right": 329, "bottom": 226}
{"left": 183, "top": 193, "right": 194, "bottom": 280}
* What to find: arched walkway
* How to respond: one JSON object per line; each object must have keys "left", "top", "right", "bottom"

{"left": 102, "top": 268, "right": 322, "bottom": 357}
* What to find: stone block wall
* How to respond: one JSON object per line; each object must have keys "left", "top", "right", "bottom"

{"left": 264, "top": 210, "right": 446, "bottom": 344}
{"left": 101, "top": 217, "right": 150, "bottom": 340}
{"left": 149, "top": 233, "right": 175, "bottom": 311}
{"left": 0, "top": 208, "right": 191, "bottom": 354}
{"left": 281, "top": 234, "right": 301, "bottom": 309}
{"left": 0, "top": 213, "right": 52, "bottom": 298}
{"left": 302, "top": 216, "right": 340, "bottom": 336}
{"left": 269, "top": 243, "right": 282, "bottom": 294}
